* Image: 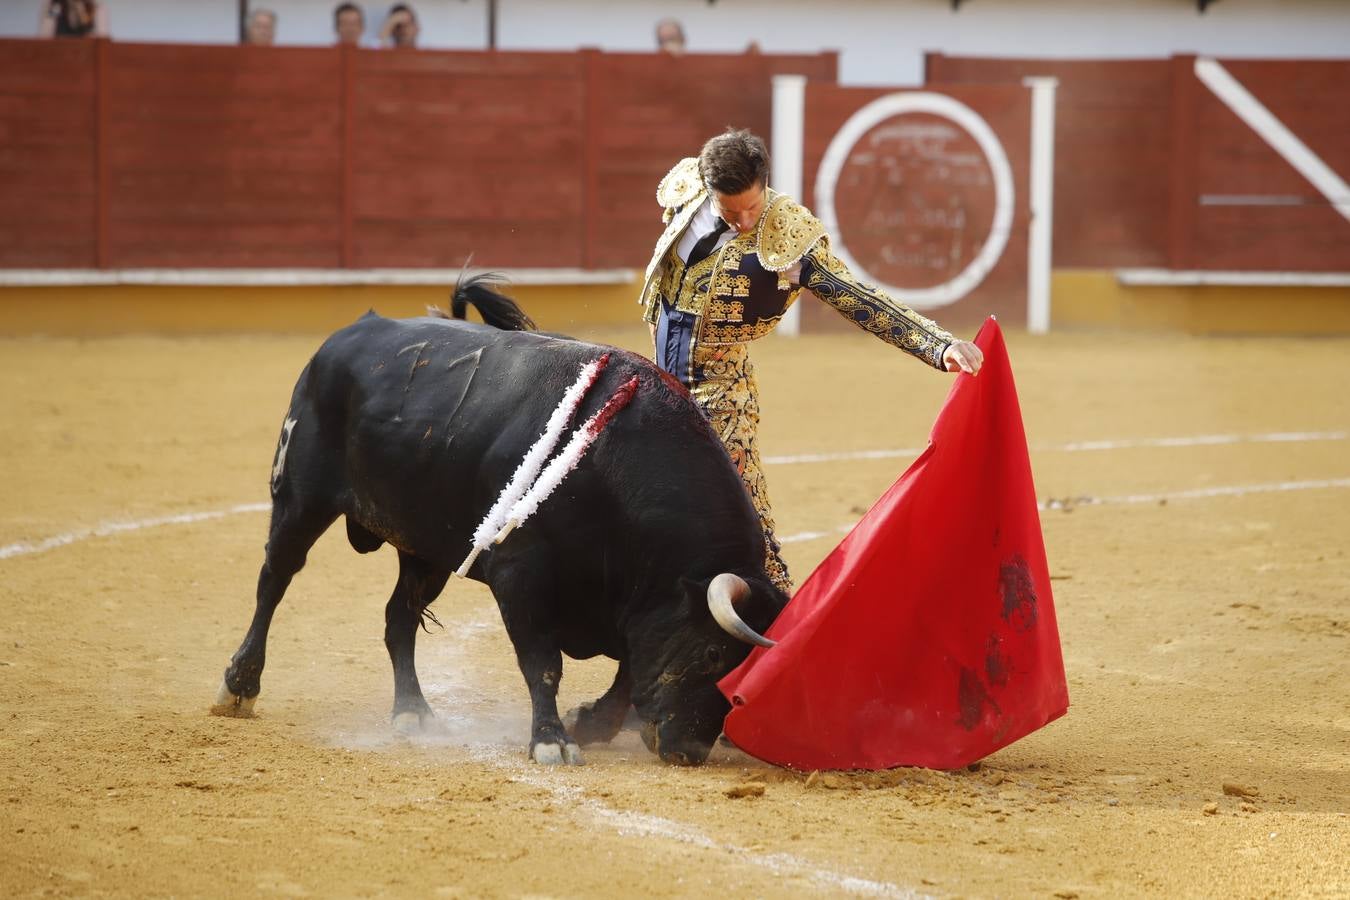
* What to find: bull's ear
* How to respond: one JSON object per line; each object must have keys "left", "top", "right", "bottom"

{"left": 742, "top": 574, "right": 789, "bottom": 626}
{"left": 677, "top": 575, "right": 712, "bottom": 617}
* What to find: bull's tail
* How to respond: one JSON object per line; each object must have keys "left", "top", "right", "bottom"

{"left": 430, "top": 273, "right": 537, "bottom": 332}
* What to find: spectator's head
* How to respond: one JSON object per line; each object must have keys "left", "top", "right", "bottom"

{"left": 655, "top": 17, "right": 685, "bottom": 56}
{"left": 699, "top": 129, "right": 771, "bottom": 234}
{"left": 245, "top": 8, "right": 277, "bottom": 46}
{"left": 334, "top": 2, "right": 365, "bottom": 45}
{"left": 47, "top": 0, "right": 97, "bottom": 36}
{"left": 386, "top": 3, "right": 419, "bottom": 48}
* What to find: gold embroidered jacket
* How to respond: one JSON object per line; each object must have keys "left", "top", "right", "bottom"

{"left": 639, "top": 157, "right": 956, "bottom": 370}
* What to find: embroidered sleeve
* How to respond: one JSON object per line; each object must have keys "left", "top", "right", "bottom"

{"left": 800, "top": 239, "right": 955, "bottom": 370}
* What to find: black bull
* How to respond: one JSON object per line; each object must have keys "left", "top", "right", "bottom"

{"left": 211, "top": 279, "right": 787, "bottom": 765}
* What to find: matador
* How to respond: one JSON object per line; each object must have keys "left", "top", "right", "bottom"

{"left": 640, "top": 129, "right": 984, "bottom": 595}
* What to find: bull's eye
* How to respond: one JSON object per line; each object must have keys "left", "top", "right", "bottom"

{"left": 704, "top": 645, "right": 724, "bottom": 669}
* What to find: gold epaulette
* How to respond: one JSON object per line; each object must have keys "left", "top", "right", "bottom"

{"left": 656, "top": 157, "right": 704, "bottom": 217}
{"left": 755, "top": 194, "right": 827, "bottom": 272}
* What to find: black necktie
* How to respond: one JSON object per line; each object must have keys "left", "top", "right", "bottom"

{"left": 685, "top": 219, "right": 729, "bottom": 269}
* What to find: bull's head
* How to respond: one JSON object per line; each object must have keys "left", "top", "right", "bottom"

{"left": 628, "top": 572, "right": 785, "bottom": 765}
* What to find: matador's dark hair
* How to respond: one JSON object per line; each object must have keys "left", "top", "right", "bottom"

{"left": 698, "top": 128, "right": 770, "bottom": 195}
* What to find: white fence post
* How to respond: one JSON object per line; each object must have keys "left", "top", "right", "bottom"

{"left": 1023, "top": 77, "right": 1058, "bottom": 335}
{"left": 772, "top": 74, "right": 807, "bottom": 337}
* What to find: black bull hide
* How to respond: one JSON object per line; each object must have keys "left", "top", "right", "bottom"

{"left": 213, "top": 291, "right": 786, "bottom": 766}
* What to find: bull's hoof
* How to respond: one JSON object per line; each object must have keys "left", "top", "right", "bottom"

{"left": 209, "top": 681, "right": 257, "bottom": 718}
{"left": 392, "top": 710, "right": 438, "bottom": 735}
{"left": 565, "top": 702, "right": 625, "bottom": 746}
{"left": 531, "top": 741, "right": 584, "bottom": 766}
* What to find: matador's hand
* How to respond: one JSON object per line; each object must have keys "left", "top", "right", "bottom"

{"left": 942, "top": 340, "right": 984, "bottom": 375}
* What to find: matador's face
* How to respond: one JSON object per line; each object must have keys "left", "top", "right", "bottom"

{"left": 710, "top": 183, "right": 767, "bottom": 235}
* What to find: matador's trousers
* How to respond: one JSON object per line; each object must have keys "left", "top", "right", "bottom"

{"left": 690, "top": 341, "right": 793, "bottom": 596}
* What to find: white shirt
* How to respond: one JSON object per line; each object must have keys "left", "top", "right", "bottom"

{"left": 676, "top": 199, "right": 736, "bottom": 263}
{"left": 675, "top": 198, "right": 804, "bottom": 284}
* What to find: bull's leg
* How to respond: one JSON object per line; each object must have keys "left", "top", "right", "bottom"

{"left": 491, "top": 563, "right": 583, "bottom": 765}
{"left": 384, "top": 551, "right": 451, "bottom": 733}
{"left": 212, "top": 502, "right": 336, "bottom": 718}
{"left": 566, "top": 660, "right": 633, "bottom": 746}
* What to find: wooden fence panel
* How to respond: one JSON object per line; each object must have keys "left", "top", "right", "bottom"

{"left": 103, "top": 42, "right": 343, "bottom": 267}
{"left": 928, "top": 55, "right": 1172, "bottom": 270}
{"left": 0, "top": 42, "right": 832, "bottom": 271}
{"left": 929, "top": 54, "right": 1350, "bottom": 273}
{"left": 801, "top": 83, "right": 1031, "bottom": 328}
{"left": 585, "top": 52, "right": 837, "bottom": 269}
{"left": 349, "top": 50, "right": 586, "bottom": 268}
{"left": 0, "top": 39, "right": 98, "bottom": 267}
{"left": 1189, "top": 59, "right": 1350, "bottom": 271}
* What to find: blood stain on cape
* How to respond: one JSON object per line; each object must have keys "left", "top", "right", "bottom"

{"left": 999, "top": 554, "right": 1039, "bottom": 632}
{"left": 985, "top": 634, "right": 1011, "bottom": 687}
{"left": 957, "top": 667, "right": 1002, "bottom": 731}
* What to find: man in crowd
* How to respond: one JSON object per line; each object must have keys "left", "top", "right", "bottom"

{"left": 655, "top": 17, "right": 685, "bottom": 55}
{"left": 38, "top": 0, "right": 107, "bottom": 38}
{"left": 334, "top": 2, "right": 365, "bottom": 46}
{"left": 379, "top": 3, "right": 420, "bottom": 48}
{"left": 244, "top": 8, "right": 277, "bottom": 46}
{"left": 640, "top": 129, "right": 984, "bottom": 594}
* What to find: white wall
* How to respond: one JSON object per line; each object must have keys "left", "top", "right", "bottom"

{"left": 2, "top": 0, "right": 1347, "bottom": 83}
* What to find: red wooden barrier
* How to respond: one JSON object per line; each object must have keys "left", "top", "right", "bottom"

{"left": 0, "top": 38, "right": 835, "bottom": 271}
{"left": 0, "top": 40, "right": 99, "bottom": 267}
{"left": 104, "top": 43, "right": 345, "bottom": 267}
{"left": 801, "top": 82, "right": 1031, "bottom": 327}
{"left": 928, "top": 55, "right": 1172, "bottom": 270}
{"left": 1189, "top": 59, "right": 1350, "bottom": 272}
{"left": 928, "top": 53, "right": 1350, "bottom": 273}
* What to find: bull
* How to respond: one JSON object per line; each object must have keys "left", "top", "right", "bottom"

{"left": 211, "top": 277, "right": 786, "bottom": 765}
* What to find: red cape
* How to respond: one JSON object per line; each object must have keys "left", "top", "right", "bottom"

{"left": 719, "top": 318, "right": 1068, "bottom": 770}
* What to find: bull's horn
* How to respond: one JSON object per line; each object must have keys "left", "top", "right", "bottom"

{"left": 707, "top": 573, "right": 775, "bottom": 648}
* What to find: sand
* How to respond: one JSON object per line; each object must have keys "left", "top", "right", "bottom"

{"left": 1, "top": 323, "right": 1347, "bottom": 898}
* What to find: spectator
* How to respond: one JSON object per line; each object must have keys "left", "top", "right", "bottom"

{"left": 38, "top": 0, "right": 108, "bottom": 38}
{"left": 655, "top": 17, "right": 685, "bottom": 55}
{"left": 334, "top": 2, "right": 366, "bottom": 46}
{"left": 380, "top": 4, "right": 419, "bottom": 49}
{"left": 244, "top": 8, "right": 277, "bottom": 46}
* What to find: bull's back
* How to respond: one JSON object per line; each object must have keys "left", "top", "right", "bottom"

{"left": 293, "top": 313, "right": 666, "bottom": 564}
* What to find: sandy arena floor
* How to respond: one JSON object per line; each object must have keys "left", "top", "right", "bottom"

{"left": 1, "top": 320, "right": 1347, "bottom": 898}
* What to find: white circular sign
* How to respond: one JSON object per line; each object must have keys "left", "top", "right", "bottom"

{"left": 814, "top": 92, "right": 1015, "bottom": 309}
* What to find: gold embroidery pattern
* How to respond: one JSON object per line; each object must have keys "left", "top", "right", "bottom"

{"left": 755, "top": 194, "right": 827, "bottom": 272}
{"left": 719, "top": 242, "right": 746, "bottom": 271}
{"left": 711, "top": 272, "right": 752, "bottom": 300}
{"left": 641, "top": 159, "right": 710, "bottom": 319}
{"left": 802, "top": 242, "right": 955, "bottom": 370}
{"left": 706, "top": 297, "right": 745, "bottom": 323}
{"left": 700, "top": 321, "right": 777, "bottom": 344}
{"left": 671, "top": 251, "right": 719, "bottom": 315}
{"left": 689, "top": 343, "right": 792, "bottom": 594}
{"left": 655, "top": 157, "right": 702, "bottom": 211}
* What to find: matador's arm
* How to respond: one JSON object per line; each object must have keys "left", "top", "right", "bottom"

{"left": 798, "top": 238, "right": 955, "bottom": 371}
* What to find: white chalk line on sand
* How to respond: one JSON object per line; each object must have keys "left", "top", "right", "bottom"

{"left": 369, "top": 612, "right": 924, "bottom": 898}
{"left": 776, "top": 477, "right": 1350, "bottom": 545}
{"left": 405, "top": 611, "right": 926, "bottom": 899}
{"left": 490, "top": 760, "right": 924, "bottom": 899}
{"left": 0, "top": 503, "right": 270, "bottom": 561}
{"left": 3, "top": 429, "right": 1348, "bottom": 561}
{"left": 764, "top": 429, "right": 1349, "bottom": 466}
